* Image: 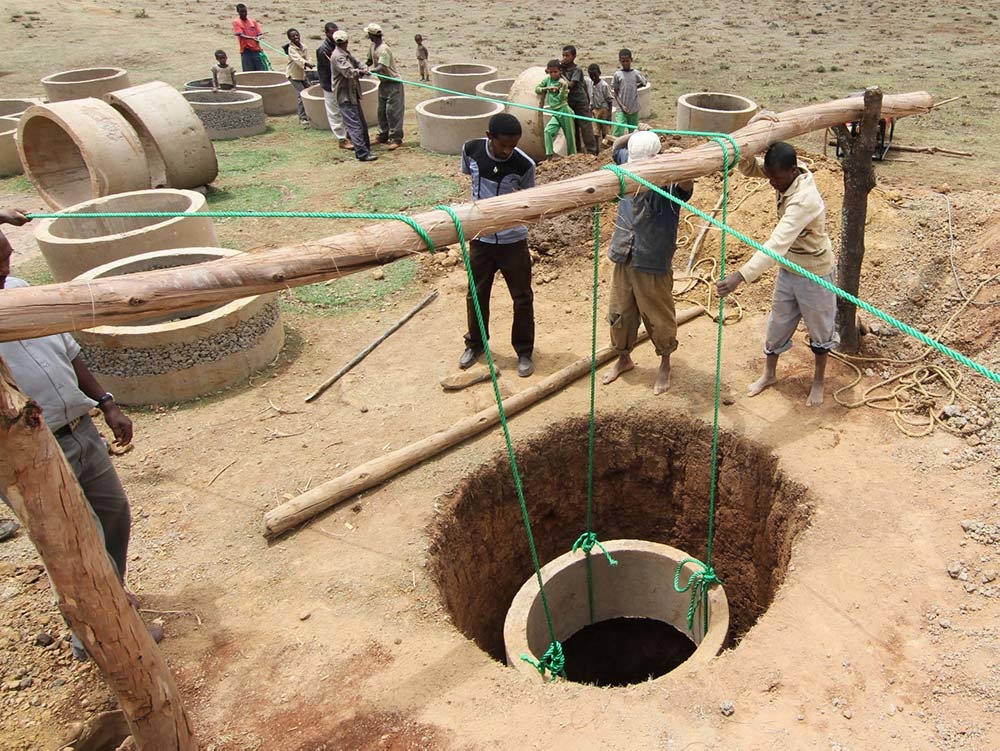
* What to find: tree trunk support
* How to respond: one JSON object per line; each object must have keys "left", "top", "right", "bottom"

{"left": 833, "top": 86, "right": 883, "bottom": 353}
{"left": 0, "top": 358, "right": 196, "bottom": 749}
{"left": 0, "top": 92, "right": 934, "bottom": 343}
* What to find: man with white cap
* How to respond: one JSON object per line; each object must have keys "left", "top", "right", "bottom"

{"left": 365, "top": 23, "right": 405, "bottom": 149}
{"left": 602, "top": 130, "right": 693, "bottom": 394}
{"left": 330, "top": 29, "right": 377, "bottom": 162}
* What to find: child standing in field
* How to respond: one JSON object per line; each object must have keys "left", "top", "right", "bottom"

{"left": 211, "top": 49, "right": 237, "bottom": 90}
{"left": 415, "top": 34, "right": 430, "bottom": 81}
{"left": 611, "top": 48, "right": 647, "bottom": 136}
{"left": 535, "top": 59, "right": 576, "bottom": 156}
{"left": 588, "top": 63, "right": 613, "bottom": 147}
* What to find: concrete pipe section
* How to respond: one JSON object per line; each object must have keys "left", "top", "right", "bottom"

{"left": 0, "top": 117, "right": 21, "bottom": 177}
{"left": 301, "top": 84, "right": 328, "bottom": 130}
{"left": 235, "top": 71, "right": 298, "bottom": 116}
{"left": 417, "top": 96, "right": 505, "bottom": 155}
{"left": 474, "top": 78, "right": 515, "bottom": 102}
{"left": 40, "top": 67, "right": 131, "bottom": 103}
{"left": 34, "top": 189, "right": 218, "bottom": 282}
{"left": 506, "top": 66, "right": 550, "bottom": 162}
{"left": 184, "top": 78, "right": 215, "bottom": 91}
{"left": 359, "top": 77, "right": 380, "bottom": 129}
{"left": 504, "top": 539, "right": 729, "bottom": 686}
{"left": 74, "top": 248, "right": 285, "bottom": 406}
{"left": 431, "top": 63, "right": 498, "bottom": 96}
{"left": 105, "top": 81, "right": 218, "bottom": 189}
{"left": 676, "top": 92, "right": 759, "bottom": 134}
{"left": 0, "top": 99, "right": 41, "bottom": 118}
{"left": 17, "top": 99, "right": 150, "bottom": 210}
{"left": 600, "top": 75, "right": 653, "bottom": 120}
{"left": 181, "top": 90, "right": 266, "bottom": 140}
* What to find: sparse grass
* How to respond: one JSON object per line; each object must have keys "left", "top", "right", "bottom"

{"left": 0, "top": 175, "right": 33, "bottom": 197}
{"left": 283, "top": 257, "right": 418, "bottom": 315}
{"left": 11, "top": 255, "right": 53, "bottom": 286}
{"left": 345, "top": 175, "right": 461, "bottom": 213}
{"left": 205, "top": 183, "right": 292, "bottom": 212}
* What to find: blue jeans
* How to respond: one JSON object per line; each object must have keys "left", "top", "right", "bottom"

{"left": 241, "top": 50, "right": 265, "bottom": 72}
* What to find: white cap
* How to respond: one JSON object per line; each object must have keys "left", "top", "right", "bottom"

{"left": 627, "top": 131, "right": 662, "bottom": 162}
{"left": 332, "top": 30, "right": 348, "bottom": 43}
{"left": 365, "top": 23, "right": 382, "bottom": 35}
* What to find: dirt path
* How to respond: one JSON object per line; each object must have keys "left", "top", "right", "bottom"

{"left": 1, "top": 2, "right": 999, "bottom": 749}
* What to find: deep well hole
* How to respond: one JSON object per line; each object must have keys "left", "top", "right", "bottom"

{"left": 49, "top": 192, "right": 195, "bottom": 240}
{"left": 429, "top": 412, "right": 811, "bottom": 663}
{"left": 22, "top": 117, "right": 90, "bottom": 207}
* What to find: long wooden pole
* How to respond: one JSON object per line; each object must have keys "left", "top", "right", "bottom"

{"left": 264, "top": 307, "right": 704, "bottom": 537}
{"left": 0, "top": 92, "right": 934, "bottom": 342}
{"left": 0, "top": 358, "right": 196, "bottom": 749}
{"left": 304, "top": 289, "right": 439, "bottom": 402}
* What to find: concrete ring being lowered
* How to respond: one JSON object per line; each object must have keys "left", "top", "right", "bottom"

{"left": 181, "top": 90, "right": 266, "bottom": 141}
{"left": 17, "top": 98, "right": 150, "bottom": 210}
{"left": 416, "top": 96, "right": 505, "bottom": 155}
{"left": 105, "top": 81, "right": 218, "bottom": 190}
{"left": 73, "top": 248, "right": 285, "bottom": 406}
{"left": 33, "top": 189, "right": 219, "bottom": 282}
{"left": 235, "top": 71, "right": 299, "bottom": 116}
{"left": 40, "top": 67, "right": 131, "bottom": 103}
{"left": 504, "top": 539, "right": 729, "bottom": 683}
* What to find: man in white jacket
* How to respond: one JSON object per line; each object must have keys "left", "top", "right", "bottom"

{"left": 716, "top": 140, "right": 838, "bottom": 407}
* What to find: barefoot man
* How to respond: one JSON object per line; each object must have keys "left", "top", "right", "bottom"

{"left": 716, "top": 140, "right": 838, "bottom": 406}
{"left": 603, "top": 130, "right": 693, "bottom": 394}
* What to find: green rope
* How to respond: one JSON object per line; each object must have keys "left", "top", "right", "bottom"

{"left": 594, "top": 168, "right": 1000, "bottom": 385}
{"left": 673, "top": 557, "right": 723, "bottom": 634}
{"left": 25, "top": 211, "right": 436, "bottom": 253}
{"left": 434, "top": 204, "right": 564, "bottom": 682}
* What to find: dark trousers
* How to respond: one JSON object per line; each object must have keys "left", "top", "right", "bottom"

{"left": 571, "top": 100, "right": 598, "bottom": 154}
{"left": 377, "top": 80, "right": 405, "bottom": 143}
{"left": 290, "top": 78, "right": 307, "bottom": 122}
{"left": 464, "top": 238, "right": 534, "bottom": 356}
{"left": 339, "top": 101, "right": 372, "bottom": 159}
{"left": 241, "top": 50, "right": 265, "bottom": 72}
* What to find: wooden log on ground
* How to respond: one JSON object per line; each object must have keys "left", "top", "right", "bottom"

{"left": 0, "top": 92, "right": 934, "bottom": 343}
{"left": 263, "top": 306, "right": 704, "bottom": 538}
{"left": 0, "top": 358, "right": 196, "bottom": 749}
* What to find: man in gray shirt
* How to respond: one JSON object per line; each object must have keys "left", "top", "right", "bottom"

{"left": 1, "top": 208, "right": 154, "bottom": 655}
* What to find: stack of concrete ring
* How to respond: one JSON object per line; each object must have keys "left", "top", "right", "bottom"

{"left": 9, "top": 67, "right": 284, "bottom": 405}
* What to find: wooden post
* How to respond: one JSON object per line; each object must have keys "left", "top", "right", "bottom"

{"left": 0, "top": 92, "right": 934, "bottom": 343}
{"left": 833, "top": 86, "right": 883, "bottom": 353}
{"left": 0, "top": 357, "right": 196, "bottom": 749}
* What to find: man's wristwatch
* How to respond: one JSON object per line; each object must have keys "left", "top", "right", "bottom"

{"left": 96, "top": 392, "right": 115, "bottom": 408}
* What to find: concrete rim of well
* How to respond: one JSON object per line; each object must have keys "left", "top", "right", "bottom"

{"left": 182, "top": 90, "right": 263, "bottom": 106}
{"left": 503, "top": 538, "right": 729, "bottom": 685}
{"left": 415, "top": 96, "right": 505, "bottom": 120}
{"left": 40, "top": 67, "right": 128, "bottom": 85}
{"left": 677, "top": 91, "right": 758, "bottom": 115}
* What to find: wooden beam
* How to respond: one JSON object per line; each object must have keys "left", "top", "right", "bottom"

{"left": 0, "top": 92, "right": 934, "bottom": 343}
{"left": 263, "top": 306, "right": 705, "bottom": 538}
{"left": 0, "top": 357, "right": 196, "bottom": 749}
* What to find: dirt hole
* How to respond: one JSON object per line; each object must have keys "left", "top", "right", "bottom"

{"left": 428, "top": 411, "right": 812, "bottom": 664}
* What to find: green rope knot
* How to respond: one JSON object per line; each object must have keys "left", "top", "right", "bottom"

{"left": 571, "top": 532, "right": 619, "bottom": 566}
{"left": 520, "top": 640, "right": 565, "bottom": 682}
{"left": 673, "top": 557, "right": 723, "bottom": 634}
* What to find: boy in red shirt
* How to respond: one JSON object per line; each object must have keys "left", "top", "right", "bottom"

{"left": 232, "top": 3, "right": 265, "bottom": 71}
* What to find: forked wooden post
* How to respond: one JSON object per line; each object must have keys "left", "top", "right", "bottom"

{"left": 0, "top": 357, "right": 196, "bottom": 749}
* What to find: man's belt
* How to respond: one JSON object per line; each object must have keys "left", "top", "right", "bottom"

{"left": 53, "top": 416, "right": 83, "bottom": 438}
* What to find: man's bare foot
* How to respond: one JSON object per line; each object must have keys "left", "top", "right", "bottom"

{"left": 746, "top": 373, "right": 777, "bottom": 397}
{"left": 806, "top": 382, "right": 824, "bottom": 407}
{"left": 602, "top": 354, "right": 634, "bottom": 385}
{"left": 653, "top": 357, "right": 671, "bottom": 395}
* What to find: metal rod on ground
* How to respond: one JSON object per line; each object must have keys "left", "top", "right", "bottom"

{"left": 685, "top": 193, "right": 726, "bottom": 272}
{"left": 305, "top": 289, "right": 439, "bottom": 402}
{"left": 264, "top": 307, "right": 705, "bottom": 538}
{"left": 0, "top": 92, "right": 935, "bottom": 342}
{"left": 826, "top": 140, "right": 973, "bottom": 157}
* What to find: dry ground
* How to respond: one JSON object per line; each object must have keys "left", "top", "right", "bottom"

{"left": 1, "top": 1, "right": 999, "bottom": 749}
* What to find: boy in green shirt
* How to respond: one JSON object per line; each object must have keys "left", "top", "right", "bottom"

{"left": 535, "top": 60, "right": 576, "bottom": 156}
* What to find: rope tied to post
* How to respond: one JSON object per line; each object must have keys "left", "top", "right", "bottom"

{"left": 520, "top": 640, "right": 565, "bottom": 682}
